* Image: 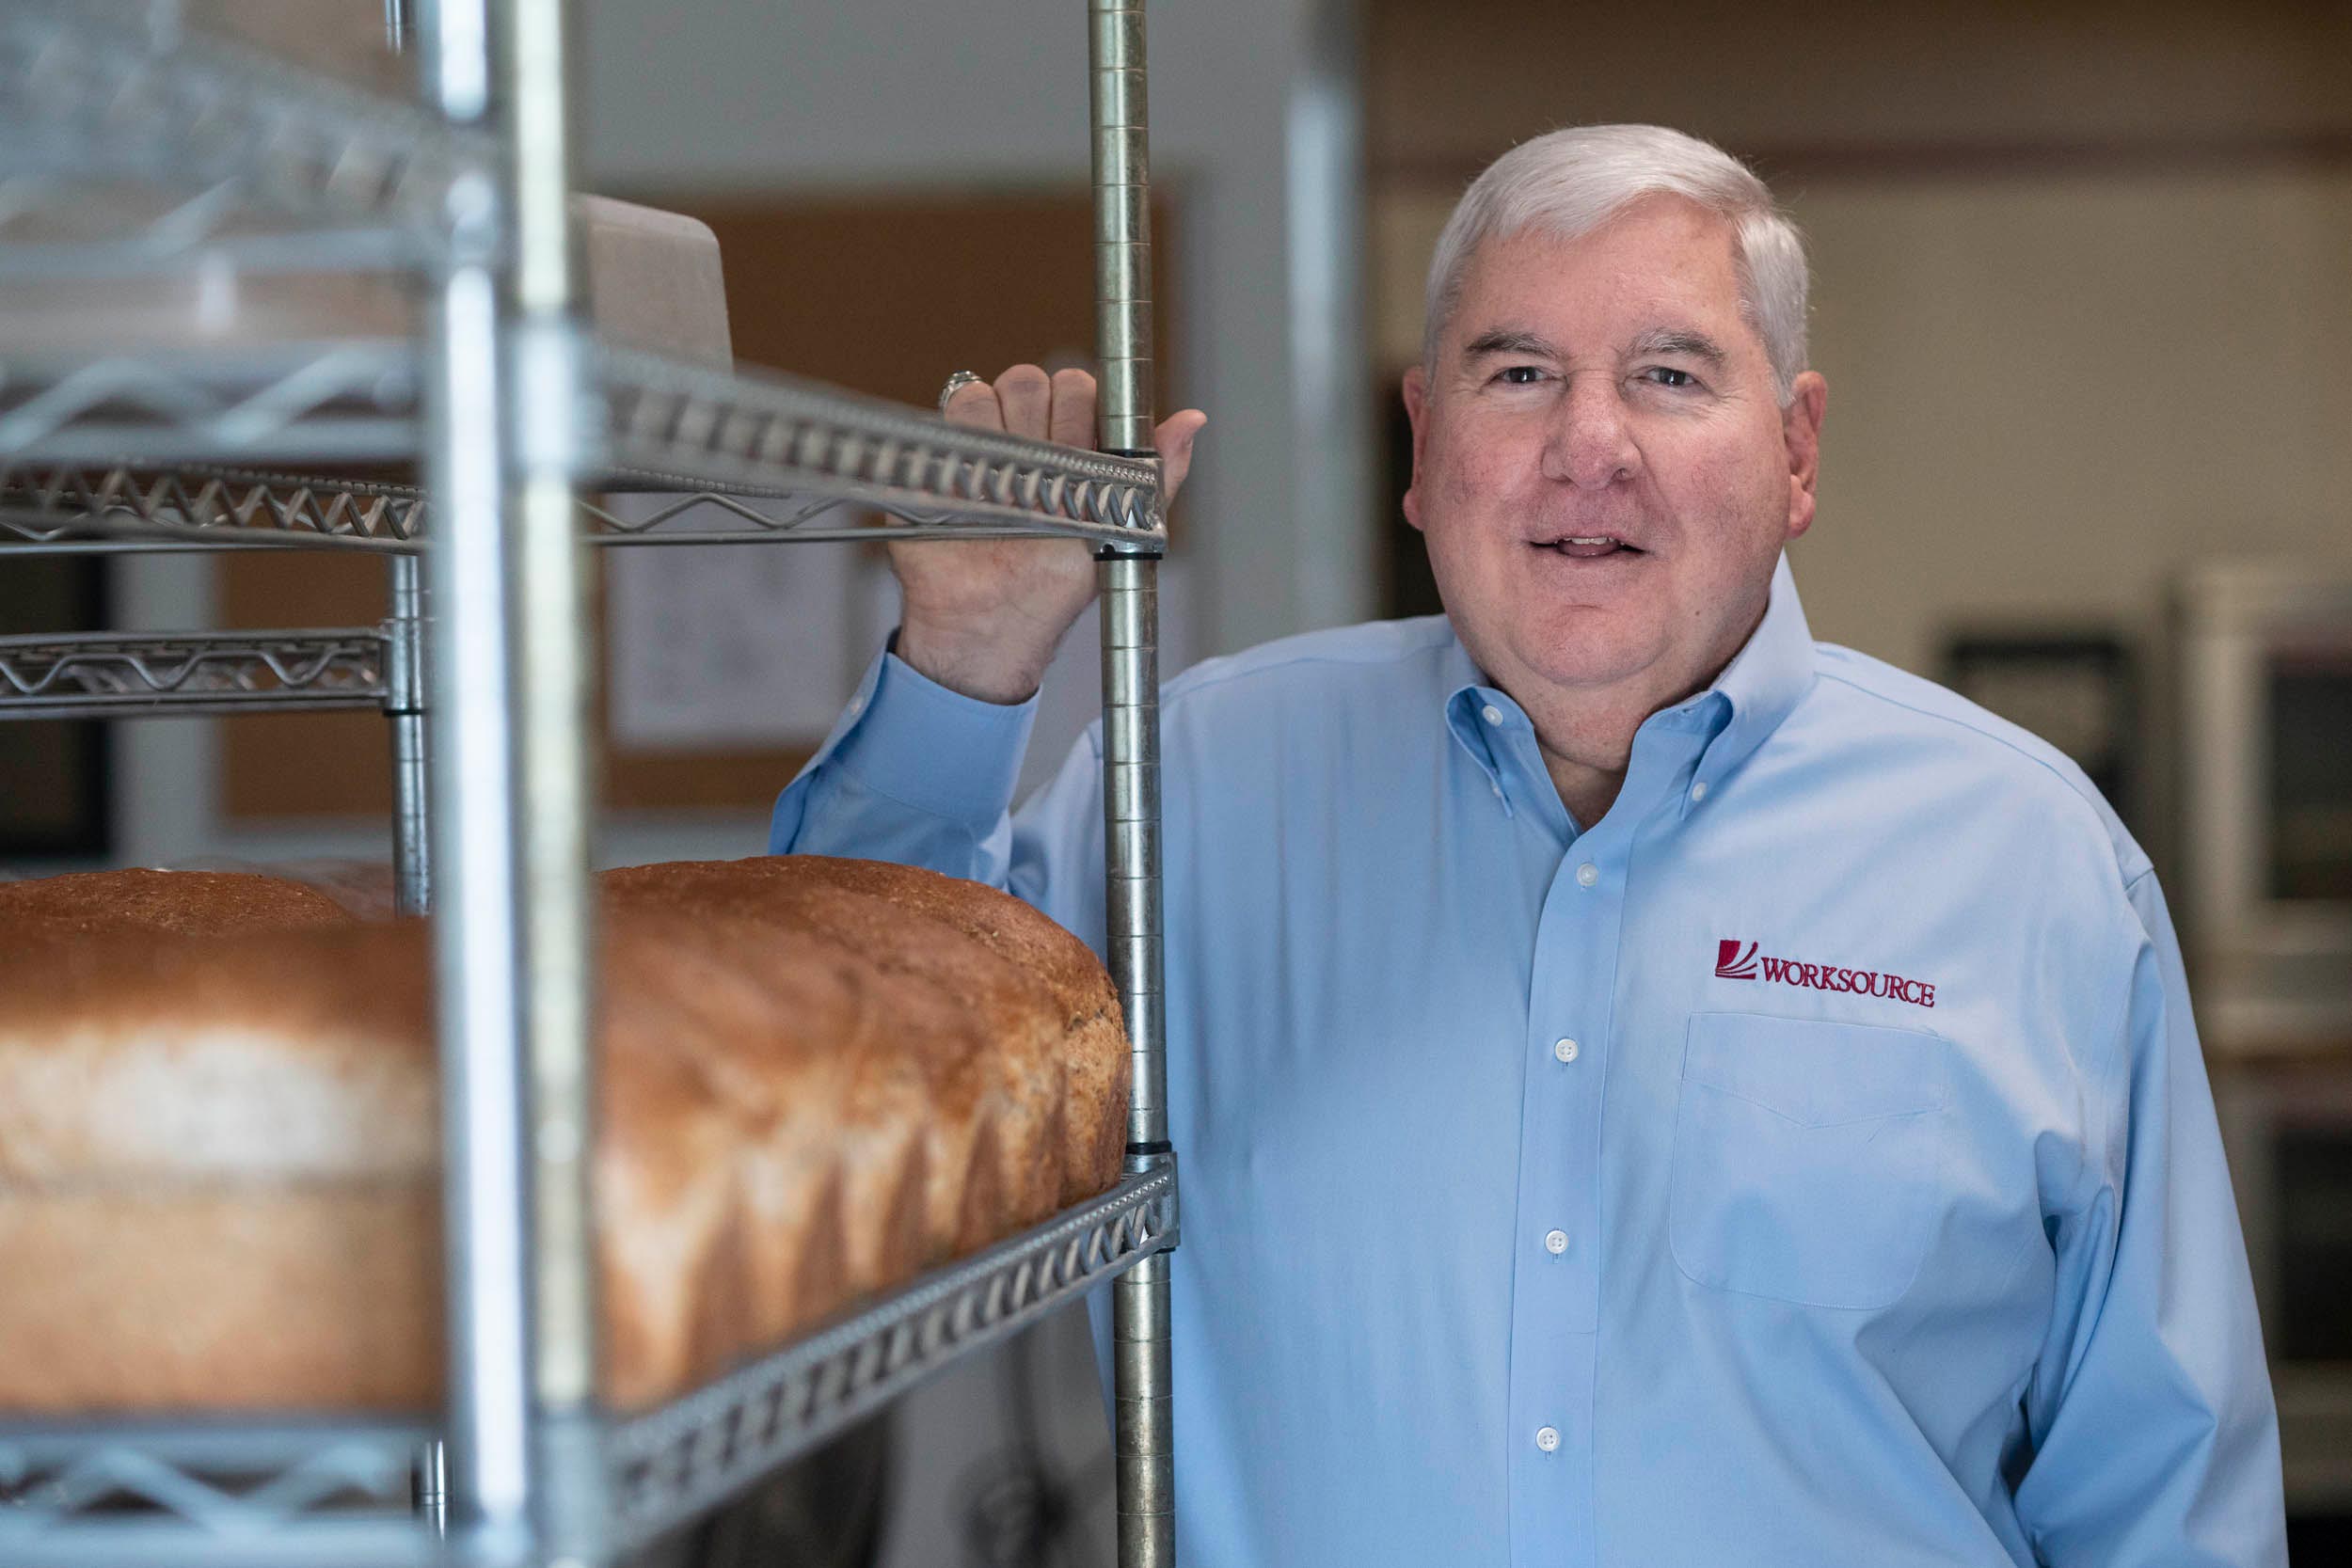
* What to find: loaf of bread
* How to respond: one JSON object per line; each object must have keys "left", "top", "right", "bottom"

{"left": 0, "top": 855, "right": 1128, "bottom": 1415}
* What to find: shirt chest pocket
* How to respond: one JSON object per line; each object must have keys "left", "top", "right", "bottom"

{"left": 1670, "top": 1011, "right": 1948, "bottom": 1311}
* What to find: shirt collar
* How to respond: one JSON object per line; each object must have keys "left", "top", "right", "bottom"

{"left": 1440, "top": 552, "right": 1817, "bottom": 800}
{"left": 1697, "top": 552, "right": 1817, "bottom": 785}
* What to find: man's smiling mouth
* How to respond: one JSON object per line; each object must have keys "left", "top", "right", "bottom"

{"left": 1534, "top": 534, "right": 1645, "bottom": 560}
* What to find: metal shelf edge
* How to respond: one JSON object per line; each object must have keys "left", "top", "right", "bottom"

{"left": 0, "top": 627, "right": 386, "bottom": 719}
{"left": 0, "top": 1418, "right": 436, "bottom": 1568}
{"left": 598, "top": 1164, "right": 1177, "bottom": 1555}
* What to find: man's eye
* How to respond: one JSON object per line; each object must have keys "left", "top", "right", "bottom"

{"left": 1497, "top": 365, "right": 1545, "bottom": 386}
{"left": 1643, "top": 367, "right": 1697, "bottom": 388}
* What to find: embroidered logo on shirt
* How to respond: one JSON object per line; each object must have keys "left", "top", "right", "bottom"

{"left": 1714, "top": 939, "right": 1760, "bottom": 979}
{"left": 1715, "top": 938, "right": 1937, "bottom": 1008}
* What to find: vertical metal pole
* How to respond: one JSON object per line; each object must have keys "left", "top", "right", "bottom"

{"left": 386, "top": 0, "right": 423, "bottom": 926}
{"left": 501, "top": 0, "right": 605, "bottom": 1559}
{"left": 1090, "top": 0, "right": 1154, "bottom": 459}
{"left": 386, "top": 553, "right": 429, "bottom": 916}
{"left": 1091, "top": 4, "right": 1173, "bottom": 1565}
{"left": 1103, "top": 568, "right": 1174, "bottom": 1568}
{"left": 420, "top": 0, "right": 533, "bottom": 1561}
{"left": 1098, "top": 573, "right": 1165, "bottom": 1151}
{"left": 412, "top": 1440, "right": 450, "bottom": 1537}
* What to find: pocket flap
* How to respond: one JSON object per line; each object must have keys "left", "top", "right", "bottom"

{"left": 1684, "top": 1012, "right": 1946, "bottom": 1128}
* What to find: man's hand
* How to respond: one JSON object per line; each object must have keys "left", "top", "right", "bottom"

{"left": 893, "top": 364, "right": 1206, "bottom": 704}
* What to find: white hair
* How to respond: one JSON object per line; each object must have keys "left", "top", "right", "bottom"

{"left": 1422, "top": 124, "right": 1810, "bottom": 403}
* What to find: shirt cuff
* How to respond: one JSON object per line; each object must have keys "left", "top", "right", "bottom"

{"left": 822, "top": 642, "right": 1041, "bottom": 831}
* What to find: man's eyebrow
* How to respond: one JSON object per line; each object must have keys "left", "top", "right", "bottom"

{"left": 1461, "top": 328, "right": 1561, "bottom": 359}
{"left": 1630, "top": 327, "right": 1728, "bottom": 367}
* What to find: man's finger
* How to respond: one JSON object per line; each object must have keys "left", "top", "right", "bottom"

{"left": 995, "top": 364, "right": 1053, "bottom": 440}
{"left": 1154, "top": 409, "right": 1208, "bottom": 505}
{"left": 944, "top": 378, "right": 1005, "bottom": 432}
{"left": 1047, "top": 367, "right": 1096, "bottom": 450}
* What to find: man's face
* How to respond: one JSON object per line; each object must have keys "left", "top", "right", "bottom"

{"left": 1402, "top": 196, "right": 1826, "bottom": 721}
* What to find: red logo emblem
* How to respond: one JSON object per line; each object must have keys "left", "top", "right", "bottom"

{"left": 1714, "top": 938, "right": 1936, "bottom": 1008}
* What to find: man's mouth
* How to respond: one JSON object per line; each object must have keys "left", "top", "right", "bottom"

{"left": 1533, "top": 534, "right": 1645, "bottom": 561}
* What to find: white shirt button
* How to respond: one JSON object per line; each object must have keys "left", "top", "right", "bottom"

{"left": 1491, "top": 781, "right": 1504, "bottom": 799}
{"left": 1535, "top": 1425, "right": 1561, "bottom": 1452}
{"left": 1553, "top": 1037, "right": 1579, "bottom": 1064}
{"left": 1689, "top": 779, "right": 1708, "bottom": 802}
{"left": 1544, "top": 1228, "right": 1568, "bottom": 1255}
{"left": 1575, "top": 862, "right": 1599, "bottom": 888}
{"left": 1481, "top": 704, "right": 1504, "bottom": 726}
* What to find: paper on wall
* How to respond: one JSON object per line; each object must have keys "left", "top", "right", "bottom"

{"left": 606, "top": 496, "right": 859, "bottom": 751}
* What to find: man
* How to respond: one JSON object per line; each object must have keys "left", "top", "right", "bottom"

{"left": 773, "top": 125, "right": 2285, "bottom": 1565}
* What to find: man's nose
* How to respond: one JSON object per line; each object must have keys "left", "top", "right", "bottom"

{"left": 1541, "top": 372, "right": 1639, "bottom": 489}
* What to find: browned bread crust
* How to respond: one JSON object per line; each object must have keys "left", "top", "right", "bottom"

{"left": 601, "top": 856, "right": 1128, "bottom": 1210}
{"left": 761, "top": 856, "right": 1130, "bottom": 1202}
{"left": 0, "top": 867, "right": 355, "bottom": 944}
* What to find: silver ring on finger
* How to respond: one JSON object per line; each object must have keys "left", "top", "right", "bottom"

{"left": 937, "top": 370, "right": 984, "bottom": 413}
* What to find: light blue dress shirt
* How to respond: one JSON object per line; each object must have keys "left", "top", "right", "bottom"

{"left": 771, "top": 558, "right": 2285, "bottom": 1566}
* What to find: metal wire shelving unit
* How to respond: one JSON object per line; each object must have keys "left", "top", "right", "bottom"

{"left": 0, "top": 0, "right": 1179, "bottom": 1563}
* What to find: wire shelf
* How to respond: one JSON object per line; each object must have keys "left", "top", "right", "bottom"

{"left": 0, "top": 1, "right": 469, "bottom": 263}
{"left": 0, "top": 174, "right": 417, "bottom": 280}
{"left": 0, "top": 1418, "right": 437, "bottom": 1568}
{"left": 601, "top": 1164, "right": 1175, "bottom": 1555}
{"left": 0, "top": 346, "right": 1164, "bottom": 547}
{"left": 0, "top": 628, "right": 386, "bottom": 720}
{"left": 0, "top": 342, "right": 421, "bottom": 465}
{"left": 597, "top": 347, "right": 1164, "bottom": 546}
{"left": 4, "top": 0, "right": 1179, "bottom": 1558}
{"left": 0, "top": 1167, "right": 1175, "bottom": 1565}
{"left": 0, "top": 464, "right": 424, "bottom": 552}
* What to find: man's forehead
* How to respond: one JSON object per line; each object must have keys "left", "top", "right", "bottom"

{"left": 1473, "top": 202, "right": 1740, "bottom": 288}
{"left": 1448, "top": 208, "right": 1751, "bottom": 349}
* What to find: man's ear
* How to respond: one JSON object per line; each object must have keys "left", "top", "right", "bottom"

{"left": 1401, "top": 365, "right": 1431, "bottom": 533}
{"left": 1780, "top": 371, "right": 1827, "bottom": 541}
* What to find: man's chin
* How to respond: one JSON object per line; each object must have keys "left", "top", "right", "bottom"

{"left": 1509, "top": 638, "right": 1666, "bottom": 702}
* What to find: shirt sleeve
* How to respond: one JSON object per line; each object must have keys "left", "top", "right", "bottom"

{"left": 2012, "top": 869, "right": 2287, "bottom": 1566}
{"left": 769, "top": 643, "right": 1041, "bottom": 887}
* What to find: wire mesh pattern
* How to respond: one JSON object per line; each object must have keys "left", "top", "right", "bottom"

{"left": 0, "top": 1420, "right": 436, "bottom": 1568}
{"left": 601, "top": 1165, "right": 1177, "bottom": 1554}
{"left": 0, "top": 342, "right": 421, "bottom": 464}
{"left": 0, "top": 1, "right": 466, "bottom": 256}
{"left": 3, "top": 472, "right": 1126, "bottom": 553}
{"left": 599, "top": 347, "right": 1166, "bottom": 546}
{"left": 577, "top": 488, "right": 1127, "bottom": 546}
{"left": 0, "top": 465, "right": 423, "bottom": 550}
{"left": 0, "top": 174, "right": 413, "bottom": 278}
{"left": 0, "top": 628, "right": 385, "bottom": 718}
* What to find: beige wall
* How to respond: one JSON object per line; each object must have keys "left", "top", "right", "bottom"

{"left": 1791, "top": 166, "right": 2352, "bottom": 669}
